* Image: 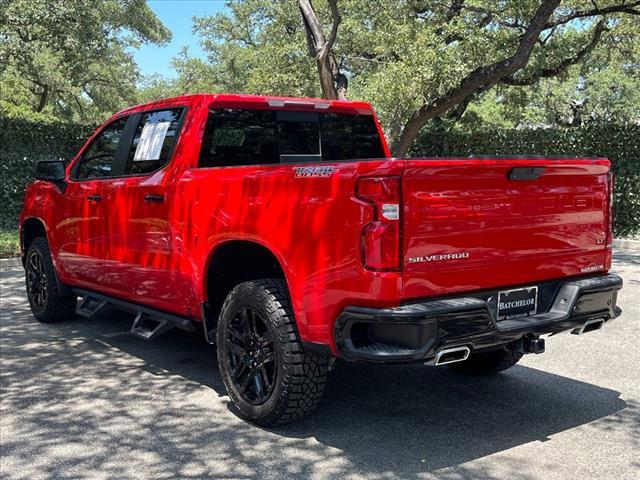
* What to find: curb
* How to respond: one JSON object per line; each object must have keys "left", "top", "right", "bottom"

{"left": 612, "top": 238, "right": 640, "bottom": 250}
{"left": 0, "top": 257, "right": 22, "bottom": 268}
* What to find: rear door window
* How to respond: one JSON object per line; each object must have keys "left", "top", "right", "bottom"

{"left": 199, "top": 108, "right": 385, "bottom": 167}
{"left": 200, "top": 109, "right": 278, "bottom": 167}
{"left": 124, "top": 108, "right": 184, "bottom": 175}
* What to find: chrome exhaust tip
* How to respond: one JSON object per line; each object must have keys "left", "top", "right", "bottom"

{"left": 571, "top": 318, "right": 605, "bottom": 335}
{"left": 434, "top": 346, "right": 471, "bottom": 366}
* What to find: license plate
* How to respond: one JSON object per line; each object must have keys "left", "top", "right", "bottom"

{"left": 497, "top": 286, "right": 538, "bottom": 320}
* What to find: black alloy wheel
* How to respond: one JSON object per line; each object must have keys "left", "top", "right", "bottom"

{"left": 26, "top": 249, "right": 48, "bottom": 312}
{"left": 225, "top": 306, "right": 278, "bottom": 405}
{"left": 24, "top": 237, "right": 76, "bottom": 323}
{"left": 217, "top": 279, "right": 330, "bottom": 426}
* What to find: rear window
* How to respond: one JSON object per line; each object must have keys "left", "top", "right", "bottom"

{"left": 125, "top": 108, "right": 184, "bottom": 175}
{"left": 199, "top": 108, "right": 385, "bottom": 168}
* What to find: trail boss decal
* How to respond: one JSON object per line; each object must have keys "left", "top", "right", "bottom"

{"left": 294, "top": 166, "right": 335, "bottom": 178}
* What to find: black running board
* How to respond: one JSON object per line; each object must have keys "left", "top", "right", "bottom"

{"left": 72, "top": 288, "right": 197, "bottom": 340}
{"left": 76, "top": 295, "right": 111, "bottom": 319}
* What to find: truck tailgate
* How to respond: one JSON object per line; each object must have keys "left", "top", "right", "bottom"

{"left": 402, "top": 158, "right": 611, "bottom": 299}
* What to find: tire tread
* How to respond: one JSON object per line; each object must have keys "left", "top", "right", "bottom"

{"left": 26, "top": 237, "right": 76, "bottom": 323}
{"left": 218, "top": 279, "right": 329, "bottom": 426}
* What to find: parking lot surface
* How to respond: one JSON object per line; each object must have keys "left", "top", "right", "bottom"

{"left": 1, "top": 250, "right": 638, "bottom": 479}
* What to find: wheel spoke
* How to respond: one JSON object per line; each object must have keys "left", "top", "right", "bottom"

{"left": 233, "top": 361, "right": 248, "bottom": 383}
{"left": 261, "top": 351, "right": 275, "bottom": 364}
{"left": 247, "top": 309, "right": 259, "bottom": 336}
{"left": 240, "top": 307, "right": 250, "bottom": 334}
{"left": 253, "top": 373, "right": 264, "bottom": 399}
{"left": 35, "top": 290, "right": 43, "bottom": 307}
{"left": 226, "top": 339, "right": 246, "bottom": 358}
{"left": 238, "top": 368, "right": 253, "bottom": 393}
{"left": 259, "top": 365, "right": 272, "bottom": 392}
{"left": 29, "top": 256, "right": 39, "bottom": 274}
{"left": 227, "top": 325, "right": 244, "bottom": 343}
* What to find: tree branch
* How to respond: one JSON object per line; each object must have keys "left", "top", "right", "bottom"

{"left": 446, "top": 83, "right": 492, "bottom": 123}
{"left": 458, "top": 4, "right": 525, "bottom": 29}
{"left": 544, "top": 1, "right": 640, "bottom": 28}
{"left": 299, "top": 0, "right": 347, "bottom": 99}
{"left": 36, "top": 84, "right": 49, "bottom": 112}
{"left": 325, "top": 0, "right": 340, "bottom": 56}
{"left": 502, "top": 20, "right": 607, "bottom": 86}
{"left": 391, "top": 0, "right": 561, "bottom": 156}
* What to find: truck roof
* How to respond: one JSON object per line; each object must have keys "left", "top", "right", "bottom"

{"left": 114, "top": 93, "right": 375, "bottom": 117}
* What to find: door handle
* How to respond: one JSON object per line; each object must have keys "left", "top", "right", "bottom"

{"left": 144, "top": 194, "right": 165, "bottom": 203}
{"left": 87, "top": 195, "right": 102, "bottom": 202}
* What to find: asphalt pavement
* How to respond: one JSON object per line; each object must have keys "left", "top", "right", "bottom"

{"left": 1, "top": 251, "right": 638, "bottom": 479}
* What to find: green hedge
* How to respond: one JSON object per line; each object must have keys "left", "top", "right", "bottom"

{"left": 1, "top": 117, "right": 638, "bottom": 236}
{"left": 0, "top": 118, "right": 96, "bottom": 230}
{"left": 412, "top": 124, "right": 640, "bottom": 237}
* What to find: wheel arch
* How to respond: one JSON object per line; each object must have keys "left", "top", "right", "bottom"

{"left": 20, "top": 217, "right": 48, "bottom": 265}
{"left": 20, "top": 217, "right": 71, "bottom": 296}
{"left": 202, "top": 239, "right": 293, "bottom": 339}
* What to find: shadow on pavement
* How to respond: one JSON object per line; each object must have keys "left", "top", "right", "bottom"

{"left": 0, "top": 265, "right": 634, "bottom": 478}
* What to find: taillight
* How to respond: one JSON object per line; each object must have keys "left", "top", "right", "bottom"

{"left": 355, "top": 176, "right": 401, "bottom": 271}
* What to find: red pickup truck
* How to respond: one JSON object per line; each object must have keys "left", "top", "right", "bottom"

{"left": 20, "top": 93, "right": 623, "bottom": 426}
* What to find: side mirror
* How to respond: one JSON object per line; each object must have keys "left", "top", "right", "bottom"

{"left": 34, "top": 160, "right": 66, "bottom": 181}
{"left": 34, "top": 160, "right": 67, "bottom": 191}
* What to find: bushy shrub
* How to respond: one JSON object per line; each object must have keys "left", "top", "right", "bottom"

{"left": 0, "top": 118, "right": 96, "bottom": 229}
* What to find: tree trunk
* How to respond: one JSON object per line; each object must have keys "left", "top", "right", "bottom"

{"left": 299, "top": 0, "right": 347, "bottom": 100}
{"left": 35, "top": 85, "right": 49, "bottom": 112}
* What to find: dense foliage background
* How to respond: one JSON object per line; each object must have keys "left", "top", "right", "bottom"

{"left": 1, "top": 117, "right": 637, "bottom": 236}
{"left": 0, "top": 118, "right": 95, "bottom": 230}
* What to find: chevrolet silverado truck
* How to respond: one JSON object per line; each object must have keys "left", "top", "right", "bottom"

{"left": 20, "top": 94, "right": 623, "bottom": 426}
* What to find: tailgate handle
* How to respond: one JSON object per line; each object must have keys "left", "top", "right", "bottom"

{"left": 508, "top": 167, "right": 545, "bottom": 181}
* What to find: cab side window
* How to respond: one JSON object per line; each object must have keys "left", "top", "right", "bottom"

{"left": 199, "top": 109, "right": 279, "bottom": 167}
{"left": 124, "top": 108, "right": 184, "bottom": 175}
{"left": 75, "top": 118, "right": 128, "bottom": 180}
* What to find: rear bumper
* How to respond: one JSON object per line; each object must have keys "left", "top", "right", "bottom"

{"left": 334, "top": 273, "right": 623, "bottom": 363}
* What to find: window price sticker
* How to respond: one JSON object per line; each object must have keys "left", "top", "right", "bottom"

{"left": 133, "top": 121, "right": 170, "bottom": 161}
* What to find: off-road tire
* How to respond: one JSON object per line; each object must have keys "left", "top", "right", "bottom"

{"left": 448, "top": 348, "right": 523, "bottom": 375}
{"left": 25, "top": 237, "right": 76, "bottom": 323}
{"left": 217, "top": 279, "right": 330, "bottom": 427}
